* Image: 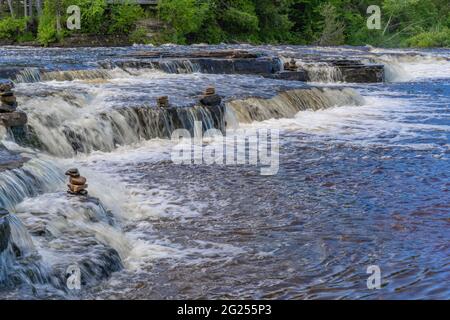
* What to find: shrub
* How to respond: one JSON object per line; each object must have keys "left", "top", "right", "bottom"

{"left": 0, "top": 17, "right": 28, "bottom": 41}
{"left": 129, "top": 27, "right": 149, "bottom": 44}
{"left": 65, "top": 0, "right": 107, "bottom": 34}
{"left": 158, "top": 0, "right": 210, "bottom": 43}
{"left": 406, "top": 28, "right": 450, "bottom": 47}
{"left": 109, "top": 1, "right": 145, "bottom": 34}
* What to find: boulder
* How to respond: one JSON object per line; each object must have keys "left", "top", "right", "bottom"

{"left": 338, "top": 64, "right": 385, "bottom": 83}
{"left": 200, "top": 94, "right": 222, "bottom": 107}
{"left": 0, "top": 111, "right": 28, "bottom": 127}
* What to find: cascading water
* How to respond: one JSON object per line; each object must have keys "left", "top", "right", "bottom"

{"left": 226, "top": 87, "right": 364, "bottom": 123}
{"left": 0, "top": 45, "right": 449, "bottom": 299}
{"left": 0, "top": 158, "right": 64, "bottom": 210}
{"left": 14, "top": 68, "right": 113, "bottom": 83}
{"left": 299, "top": 62, "right": 343, "bottom": 82}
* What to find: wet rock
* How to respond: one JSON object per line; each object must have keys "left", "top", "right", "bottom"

{"left": 0, "top": 208, "right": 11, "bottom": 253}
{"left": 1, "top": 94, "right": 16, "bottom": 105}
{"left": 157, "top": 96, "right": 170, "bottom": 108}
{"left": 0, "top": 91, "right": 14, "bottom": 97}
{"left": 125, "top": 49, "right": 259, "bottom": 60}
{"left": 0, "top": 146, "right": 29, "bottom": 172}
{"left": 197, "top": 56, "right": 279, "bottom": 75}
{"left": 200, "top": 94, "right": 222, "bottom": 107}
{"left": 0, "top": 80, "right": 14, "bottom": 92}
{"left": 338, "top": 64, "right": 385, "bottom": 83}
{"left": 0, "top": 111, "right": 28, "bottom": 127}
{"left": 200, "top": 86, "right": 222, "bottom": 107}
{"left": 268, "top": 71, "right": 307, "bottom": 81}
{"left": 70, "top": 176, "right": 87, "bottom": 186}
{"left": 284, "top": 58, "right": 298, "bottom": 71}
{"left": 65, "top": 168, "right": 80, "bottom": 177}
{"left": 0, "top": 103, "right": 17, "bottom": 113}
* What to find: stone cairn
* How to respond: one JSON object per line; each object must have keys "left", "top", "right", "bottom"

{"left": 157, "top": 95, "right": 170, "bottom": 108}
{"left": 199, "top": 86, "right": 222, "bottom": 107}
{"left": 284, "top": 58, "right": 298, "bottom": 71}
{"left": 66, "top": 168, "right": 88, "bottom": 196}
{"left": 0, "top": 80, "right": 27, "bottom": 128}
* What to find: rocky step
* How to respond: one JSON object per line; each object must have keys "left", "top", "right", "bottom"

{"left": 0, "top": 145, "right": 29, "bottom": 172}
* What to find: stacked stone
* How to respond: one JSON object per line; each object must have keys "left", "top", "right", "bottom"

{"left": 0, "top": 80, "right": 27, "bottom": 127}
{"left": 284, "top": 58, "right": 298, "bottom": 71}
{"left": 66, "top": 168, "right": 88, "bottom": 196}
{"left": 200, "top": 86, "right": 222, "bottom": 107}
{"left": 0, "top": 81, "right": 17, "bottom": 113}
{"left": 157, "top": 96, "right": 170, "bottom": 108}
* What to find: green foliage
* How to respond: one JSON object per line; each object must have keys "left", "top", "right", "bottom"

{"left": 37, "top": 0, "right": 59, "bottom": 46}
{"left": 0, "top": 17, "right": 27, "bottom": 41}
{"left": 158, "top": 0, "right": 210, "bottom": 43}
{"left": 315, "top": 3, "right": 345, "bottom": 45}
{"left": 63, "top": 0, "right": 107, "bottom": 34}
{"left": 109, "top": 1, "right": 145, "bottom": 34}
{"left": 2, "top": 0, "right": 450, "bottom": 47}
{"left": 129, "top": 27, "right": 149, "bottom": 44}
{"left": 406, "top": 28, "right": 450, "bottom": 47}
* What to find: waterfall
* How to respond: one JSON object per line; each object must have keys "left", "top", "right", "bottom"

{"left": 0, "top": 159, "right": 64, "bottom": 210}
{"left": 100, "top": 59, "right": 201, "bottom": 74}
{"left": 300, "top": 62, "right": 343, "bottom": 82}
{"left": 14, "top": 194, "right": 126, "bottom": 289}
{"left": 0, "top": 212, "right": 58, "bottom": 291}
{"left": 14, "top": 68, "right": 112, "bottom": 83}
{"left": 22, "top": 103, "right": 225, "bottom": 157}
{"left": 16, "top": 86, "right": 363, "bottom": 157}
{"left": 226, "top": 87, "right": 365, "bottom": 123}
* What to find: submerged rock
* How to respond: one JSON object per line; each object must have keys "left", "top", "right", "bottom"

{"left": 14, "top": 193, "right": 123, "bottom": 291}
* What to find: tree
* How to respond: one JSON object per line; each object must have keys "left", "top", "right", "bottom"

{"left": 316, "top": 3, "right": 345, "bottom": 45}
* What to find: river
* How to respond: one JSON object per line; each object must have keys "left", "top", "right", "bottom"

{"left": 0, "top": 45, "right": 449, "bottom": 299}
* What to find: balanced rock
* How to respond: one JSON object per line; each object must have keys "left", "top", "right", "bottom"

{"left": 65, "top": 168, "right": 80, "bottom": 177}
{"left": 200, "top": 86, "right": 222, "bottom": 107}
{"left": 70, "top": 176, "right": 87, "bottom": 186}
{"left": 0, "top": 103, "right": 17, "bottom": 113}
{"left": 0, "top": 208, "right": 11, "bottom": 253}
{"left": 284, "top": 58, "right": 298, "bottom": 71}
{"left": 1, "top": 94, "right": 17, "bottom": 106}
{"left": 157, "top": 96, "right": 170, "bottom": 108}
{"left": 0, "top": 80, "right": 14, "bottom": 93}
{"left": 66, "top": 168, "right": 88, "bottom": 195}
